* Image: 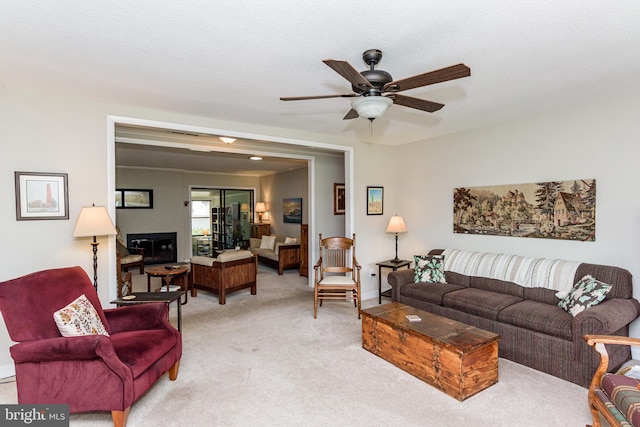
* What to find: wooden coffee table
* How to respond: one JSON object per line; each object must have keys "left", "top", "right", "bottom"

{"left": 360, "top": 302, "right": 499, "bottom": 401}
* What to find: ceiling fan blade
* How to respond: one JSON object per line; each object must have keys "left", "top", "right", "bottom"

{"left": 391, "top": 94, "right": 444, "bottom": 113}
{"left": 323, "top": 59, "right": 372, "bottom": 89}
{"left": 384, "top": 63, "right": 471, "bottom": 92}
{"left": 280, "top": 94, "right": 358, "bottom": 101}
{"left": 342, "top": 109, "right": 359, "bottom": 120}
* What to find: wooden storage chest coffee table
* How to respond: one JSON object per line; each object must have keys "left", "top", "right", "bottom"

{"left": 361, "top": 302, "right": 499, "bottom": 401}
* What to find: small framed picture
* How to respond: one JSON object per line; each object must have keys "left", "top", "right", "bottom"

{"left": 15, "top": 171, "right": 69, "bottom": 220}
{"left": 116, "top": 189, "right": 153, "bottom": 209}
{"left": 334, "top": 183, "right": 345, "bottom": 215}
{"left": 283, "top": 198, "right": 302, "bottom": 223}
{"left": 366, "top": 186, "right": 383, "bottom": 215}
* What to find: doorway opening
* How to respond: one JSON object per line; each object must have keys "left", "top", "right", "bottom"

{"left": 191, "top": 188, "right": 254, "bottom": 256}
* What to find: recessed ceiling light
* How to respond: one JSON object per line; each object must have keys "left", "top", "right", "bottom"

{"left": 249, "top": 156, "right": 263, "bottom": 161}
{"left": 219, "top": 137, "right": 236, "bottom": 144}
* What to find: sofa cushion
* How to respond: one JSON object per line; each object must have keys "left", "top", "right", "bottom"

{"left": 414, "top": 255, "right": 446, "bottom": 284}
{"left": 400, "top": 282, "right": 465, "bottom": 305}
{"left": 442, "top": 288, "right": 522, "bottom": 320}
{"left": 523, "top": 287, "right": 561, "bottom": 305}
{"left": 53, "top": 294, "right": 110, "bottom": 337}
{"left": 284, "top": 237, "right": 297, "bottom": 244}
{"left": 601, "top": 373, "right": 640, "bottom": 426}
{"left": 444, "top": 271, "right": 470, "bottom": 287}
{"left": 497, "top": 300, "right": 573, "bottom": 340}
{"left": 260, "top": 235, "right": 276, "bottom": 250}
{"left": 558, "top": 274, "right": 612, "bottom": 317}
{"left": 251, "top": 247, "right": 279, "bottom": 261}
{"left": 470, "top": 276, "right": 524, "bottom": 298}
{"left": 217, "top": 250, "right": 252, "bottom": 262}
{"left": 110, "top": 329, "right": 178, "bottom": 378}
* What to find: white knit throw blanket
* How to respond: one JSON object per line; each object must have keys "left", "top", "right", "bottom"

{"left": 441, "top": 249, "right": 580, "bottom": 293}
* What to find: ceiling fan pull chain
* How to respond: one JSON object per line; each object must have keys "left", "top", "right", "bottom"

{"left": 369, "top": 118, "right": 373, "bottom": 136}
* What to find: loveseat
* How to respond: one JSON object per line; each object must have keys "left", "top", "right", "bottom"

{"left": 388, "top": 249, "right": 640, "bottom": 387}
{"left": 248, "top": 235, "right": 300, "bottom": 275}
{"left": 190, "top": 250, "right": 257, "bottom": 304}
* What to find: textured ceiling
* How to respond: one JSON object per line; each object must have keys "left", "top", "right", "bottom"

{"left": 2, "top": 1, "right": 640, "bottom": 148}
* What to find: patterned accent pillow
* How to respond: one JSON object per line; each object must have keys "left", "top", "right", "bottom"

{"left": 557, "top": 275, "right": 612, "bottom": 317}
{"left": 414, "top": 255, "right": 446, "bottom": 284}
{"left": 53, "top": 294, "right": 109, "bottom": 337}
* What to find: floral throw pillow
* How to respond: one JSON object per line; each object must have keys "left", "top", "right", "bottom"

{"left": 557, "top": 275, "right": 612, "bottom": 317}
{"left": 53, "top": 294, "right": 109, "bottom": 337}
{"left": 414, "top": 255, "right": 446, "bottom": 284}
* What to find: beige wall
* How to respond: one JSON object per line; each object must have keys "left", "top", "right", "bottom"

{"left": 392, "top": 92, "right": 640, "bottom": 343}
{"left": 2, "top": 86, "right": 639, "bottom": 374}
{"left": 115, "top": 167, "right": 261, "bottom": 262}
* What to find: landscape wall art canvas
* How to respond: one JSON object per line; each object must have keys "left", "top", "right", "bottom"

{"left": 453, "top": 179, "right": 596, "bottom": 241}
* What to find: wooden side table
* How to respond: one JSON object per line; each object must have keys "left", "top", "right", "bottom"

{"left": 111, "top": 291, "right": 186, "bottom": 332}
{"left": 376, "top": 259, "right": 412, "bottom": 304}
{"left": 145, "top": 265, "right": 189, "bottom": 305}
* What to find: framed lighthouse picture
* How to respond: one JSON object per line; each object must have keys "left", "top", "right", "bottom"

{"left": 15, "top": 171, "right": 69, "bottom": 220}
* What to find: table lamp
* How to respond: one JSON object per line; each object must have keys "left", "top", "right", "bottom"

{"left": 73, "top": 205, "right": 117, "bottom": 290}
{"left": 385, "top": 215, "right": 407, "bottom": 263}
{"left": 255, "top": 202, "right": 266, "bottom": 223}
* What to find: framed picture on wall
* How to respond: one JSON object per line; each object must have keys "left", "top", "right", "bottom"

{"left": 14, "top": 171, "right": 69, "bottom": 220}
{"left": 334, "top": 183, "right": 345, "bottom": 215}
{"left": 366, "top": 186, "right": 383, "bottom": 215}
{"left": 283, "top": 198, "right": 302, "bottom": 223}
{"left": 116, "top": 189, "right": 153, "bottom": 209}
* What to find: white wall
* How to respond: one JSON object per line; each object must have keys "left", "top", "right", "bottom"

{"left": 0, "top": 87, "right": 379, "bottom": 374}
{"left": 116, "top": 167, "right": 260, "bottom": 262}
{"left": 4, "top": 86, "right": 636, "bottom": 376}
{"left": 394, "top": 92, "right": 640, "bottom": 342}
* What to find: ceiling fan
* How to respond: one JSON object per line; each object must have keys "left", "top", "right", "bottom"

{"left": 280, "top": 49, "right": 470, "bottom": 122}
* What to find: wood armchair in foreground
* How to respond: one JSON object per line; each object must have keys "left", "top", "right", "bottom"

{"left": 584, "top": 334, "right": 640, "bottom": 427}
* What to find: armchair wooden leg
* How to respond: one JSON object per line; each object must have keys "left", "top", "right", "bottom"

{"left": 112, "top": 407, "right": 130, "bottom": 427}
{"left": 169, "top": 360, "right": 180, "bottom": 381}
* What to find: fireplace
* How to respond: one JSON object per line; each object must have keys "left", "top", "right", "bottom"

{"left": 127, "top": 232, "right": 177, "bottom": 265}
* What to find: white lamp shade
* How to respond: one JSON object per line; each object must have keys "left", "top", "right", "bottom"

{"left": 255, "top": 202, "right": 266, "bottom": 213}
{"left": 73, "top": 206, "right": 117, "bottom": 238}
{"left": 386, "top": 216, "right": 407, "bottom": 234}
{"left": 351, "top": 96, "right": 393, "bottom": 119}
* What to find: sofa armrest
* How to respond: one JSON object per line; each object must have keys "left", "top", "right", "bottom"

{"left": 275, "top": 243, "right": 300, "bottom": 256}
{"left": 105, "top": 303, "right": 171, "bottom": 333}
{"left": 573, "top": 298, "right": 640, "bottom": 342}
{"left": 10, "top": 334, "right": 112, "bottom": 363}
{"left": 388, "top": 269, "right": 415, "bottom": 301}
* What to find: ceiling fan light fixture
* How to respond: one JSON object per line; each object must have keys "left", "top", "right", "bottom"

{"left": 249, "top": 156, "right": 263, "bottom": 161}
{"left": 219, "top": 136, "right": 236, "bottom": 144}
{"left": 351, "top": 96, "right": 392, "bottom": 120}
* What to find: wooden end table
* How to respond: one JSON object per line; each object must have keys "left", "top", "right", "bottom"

{"left": 145, "top": 265, "right": 189, "bottom": 305}
{"left": 376, "top": 259, "right": 411, "bottom": 304}
{"left": 111, "top": 291, "right": 186, "bottom": 332}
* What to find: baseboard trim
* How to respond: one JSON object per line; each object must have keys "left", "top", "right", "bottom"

{"left": 0, "top": 364, "right": 15, "bottom": 379}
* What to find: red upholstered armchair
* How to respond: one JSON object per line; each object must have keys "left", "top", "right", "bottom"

{"left": 0, "top": 266, "right": 182, "bottom": 427}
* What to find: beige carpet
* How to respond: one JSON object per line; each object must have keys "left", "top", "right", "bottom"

{"left": 0, "top": 265, "right": 593, "bottom": 426}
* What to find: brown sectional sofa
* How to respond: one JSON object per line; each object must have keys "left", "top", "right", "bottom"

{"left": 388, "top": 249, "right": 640, "bottom": 387}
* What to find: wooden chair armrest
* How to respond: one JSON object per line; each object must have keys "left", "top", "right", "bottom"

{"left": 584, "top": 334, "right": 640, "bottom": 348}
{"left": 128, "top": 247, "right": 145, "bottom": 256}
